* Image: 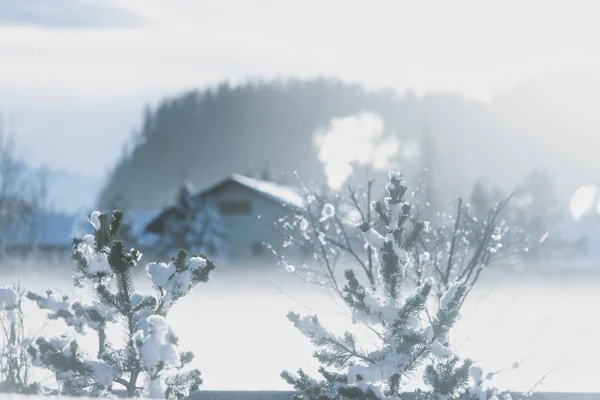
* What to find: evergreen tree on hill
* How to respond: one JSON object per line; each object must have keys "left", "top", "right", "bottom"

{"left": 97, "top": 79, "right": 424, "bottom": 210}
{"left": 98, "top": 76, "right": 600, "bottom": 212}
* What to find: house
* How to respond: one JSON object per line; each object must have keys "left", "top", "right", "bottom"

{"left": 144, "top": 174, "right": 305, "bottom": 265}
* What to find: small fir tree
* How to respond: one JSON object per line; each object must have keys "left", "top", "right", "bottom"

{"left": 282, "top": 172, "right": 472, "bottom": 400}
{"left": 26, "top": 210, "right": 214, "bottom": 398}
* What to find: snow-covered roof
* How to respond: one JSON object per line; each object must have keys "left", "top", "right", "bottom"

{"left": 198, "top": 174, "right": 305, "bottom": 209}
{"left": 125, "top": 210, "right": 162, "bottom": 236}
{"left": 145, "top": 175, "right": 304, "bottom": 234}
{"left": 125, "top": 211, "right": 162, "bottom": 248}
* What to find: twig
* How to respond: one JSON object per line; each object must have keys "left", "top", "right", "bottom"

{"left": 520, "top": 367, "right": 555, "bottom": 398}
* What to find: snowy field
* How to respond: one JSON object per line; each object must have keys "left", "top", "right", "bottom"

{"left": 2, "top": 259, "right": 600, "bottom": 394}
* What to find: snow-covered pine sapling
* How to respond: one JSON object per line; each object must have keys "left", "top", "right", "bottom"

{"left": 274, "top": 168, "right": 528, "bottom": 321}
{"left": 27, "top": 210, "right": 214, "bottom": 399}
{"left": 282, "top": 172, "right": 472, "bottom": 400}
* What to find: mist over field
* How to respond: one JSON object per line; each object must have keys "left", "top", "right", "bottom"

{"left": 2, "top": 257, "right": 598, "bottom": 394}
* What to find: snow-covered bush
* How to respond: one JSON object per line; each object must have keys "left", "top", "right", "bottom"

{"left": 272, "top": 170, "right": 529, "bottom": 310}
{"left": 282, "top": 172, "right": 474, "bottom": 400}
{"left": 0, "top": 282, "right": 38, "bottom": 394}
{"left": 26, "top": 210, "right": 214, "bottom": 398}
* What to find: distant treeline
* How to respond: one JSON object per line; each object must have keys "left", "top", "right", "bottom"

{"left": 97, "top": 77, "right": 599, "bottom": 210}
{"left": 97, "top": 78, "right": 430, "bottom": 210}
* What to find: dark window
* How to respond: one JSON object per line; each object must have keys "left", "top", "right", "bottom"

{"left": 251, "top": 241, "right": 265, "bottom": 256}
{"left": 218, "top": 200, "right": 251, "bottom": 214}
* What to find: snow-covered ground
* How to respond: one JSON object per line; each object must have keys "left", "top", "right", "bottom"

{"left": 3, "top": 260, "right": 600, "bottom": 393}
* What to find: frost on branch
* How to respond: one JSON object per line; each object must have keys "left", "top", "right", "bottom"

{"left": 276, "top": 166, "right": 528, "bottom": 318}
{"left": 28, "top": 210, "right": 215, "bottom": 399}
{"left": 271, "top": 177, "right": 376, "bottom": 295}
{"left": 0, "top": 283, "right": 38, "bottom": 394}
{"left": 410, "top": 188, "right": 530, "bottom": 310}
{"left": 282, "top": 172, "right": 472, "bottom": 400}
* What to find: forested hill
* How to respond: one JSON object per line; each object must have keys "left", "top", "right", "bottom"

{"left": 97, "top": 77, "right": 600, "bottom": 210}
{"left": 97, "top": 79, "right": 429, "bottom": 210}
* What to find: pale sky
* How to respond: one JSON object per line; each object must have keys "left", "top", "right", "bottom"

{"left": 1, "top": 0, "right": 600, "bottom": 177}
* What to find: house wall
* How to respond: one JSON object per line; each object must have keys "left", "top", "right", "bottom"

{"left": 204, "top": 183, "right": 304, "bottom": 267}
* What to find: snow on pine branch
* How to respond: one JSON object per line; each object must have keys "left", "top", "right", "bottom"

{"left": 26, "top": 290, "right": 115, "bottom": 334}
{"left": 146, "top": 254, "right": 212, "bottom": 311}
{"left": 133, "top": 315, "right": 187, "bottom": 398}
{"left": 28, "top": 335, "right": 117, "bottom": 397}
{"left": 74, "top": 234, "right": 113, "bottom": 280}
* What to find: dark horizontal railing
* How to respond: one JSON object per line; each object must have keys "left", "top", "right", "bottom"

{"left": 186, "top": 391, "right": 600, "bottom": 400}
